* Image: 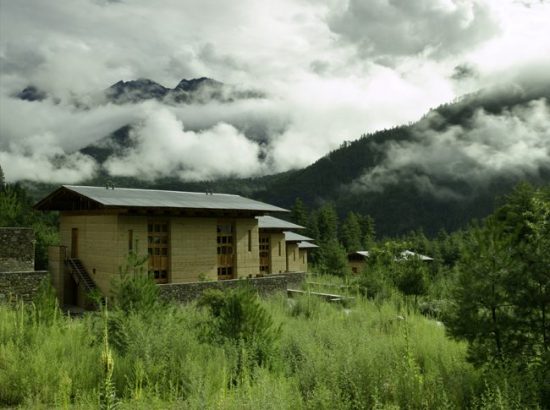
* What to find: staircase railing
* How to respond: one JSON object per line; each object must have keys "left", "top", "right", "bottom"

{"left": 66, "top": 258, "right": 97, "bottom": 293}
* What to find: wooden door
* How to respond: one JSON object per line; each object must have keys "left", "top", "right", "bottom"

{"left": 217, "top": 221, "right": 234, "bottom": 280}
{"left": 147, "top": 220, "right": 169, "bottom": 283}
{"left": 71, "top": 228, "right": 78, "bottom": 258}
{"left": 259, "top": 234, "right": 270, "bottom": 274}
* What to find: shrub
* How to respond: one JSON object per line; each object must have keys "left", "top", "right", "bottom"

{"left": 197, "top": 287, "right": 281, "bottom": 369}
{"left": 110, "top": 250, "right": 159, "bottom": 315}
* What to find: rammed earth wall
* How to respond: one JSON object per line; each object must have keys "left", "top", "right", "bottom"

{"left": 159, "top": 272, "right": 306, "bottom": 304}
{"left": 0, "top": 227, "right": 35, "bottom": 272}
{"left": 0, "top": 270, "right": 48, "bottom": 302}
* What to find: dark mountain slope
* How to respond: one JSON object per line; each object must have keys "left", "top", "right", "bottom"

{"left": 249, "top": 83, "right": 550, "bottom": 235}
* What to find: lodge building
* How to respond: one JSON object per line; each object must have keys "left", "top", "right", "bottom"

{"left": 35, "top": 185, "right": 316, "bottom": 307}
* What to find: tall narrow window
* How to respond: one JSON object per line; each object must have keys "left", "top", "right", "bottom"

{"left": 259, "top": 234, "right": 270, "bottom": 273}
{"left": 248, "top": 230, "right": 252, "bottom": 252}
{"left": 217, "top": 221, "right": 234, "bottom": 280}
{"left": 128, "top": 230, "right": 133, "bottom": 252}
{"left": 278, "top": 241, "right": 281, "bottom": 256}
{"left": 147, "top": 220, "right": 169, "bottom": 283}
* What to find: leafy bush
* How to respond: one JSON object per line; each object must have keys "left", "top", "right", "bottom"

{"left": 318, "top": 239, "right": 351, "bottom": 277}
{"left": 197, "top": 287, "right": 281, "bottom": 369}
{"left": 110, "top": 251, "right": 159, "bottom": 315}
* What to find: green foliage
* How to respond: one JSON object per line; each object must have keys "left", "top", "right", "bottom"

{"left": 0, "top": 185, "right": 23, "bottom": 225}
{"left": 445, "top": 217, "right": 522, "bottom": 363}
{"left": 197, "top": 287, "right": 281, "bottom": 368}
{"left": 395, "top": 258, "right": 428, "bottom": 300}
{"left": 443, "top": 184, "right": 550, "bottom": 404}
{"left": 316, "top": 203, "right": 338, "bottom": 243}
{"left": 340, "top": 211, "right": 362, "bottom": 252}
{"left": 0, "top": 183, "right": 58, "bottom": 269}
{"left": 355, "top": 267, "right": 395, "bottom": 302}
{"left": 31, "top": 279, "right": 60, "bottom": 327}
{"left": 110, "top": 250, "right": 159, "bottom": 315}
{"left": 359, "top": 214, "right": 376, "bottom": 250}
{"left": 0, "top": 287, "right": 545, "bottom": 408}
{"left": 99, "top": 305, "right": 120, "bottom": 410}
{"left": 288, "top": 294, "right": 323, "bottom": 319}
{"left": 290, "top": 197, "right": 308, "bottom": 227}
{"left": 318, "top": 239, "right": 350, "bottom": 277}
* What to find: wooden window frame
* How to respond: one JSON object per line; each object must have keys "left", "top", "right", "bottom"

{"left": 147, "top": 220, "right": 170, "bottom": 284}
{"left": 217, "top": 220, "right": 235, "bottom": 280}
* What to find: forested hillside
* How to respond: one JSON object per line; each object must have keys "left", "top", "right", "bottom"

{"left": 19, "top": 80, "right": 550, "bottom": 237}
{"left": 251, "top": 81, "right": 550, "bottom": 235}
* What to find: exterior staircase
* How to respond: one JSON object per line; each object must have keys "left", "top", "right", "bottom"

{"left": 66, "top": 258, "right": 97, "bottom": 293}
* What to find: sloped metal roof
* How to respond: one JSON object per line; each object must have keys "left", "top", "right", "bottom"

{"left": 350, "top": 251, "right": 370, "bottom": 258}
{"left": 298, "top": 241, "right": 318, "bottom": 249}
{"left": 401, "top": 250, "right": 433, "bottom": 261}
{"left": 36, "top": 185, "right": 288, "bottom": 212}
{"left": 257, "top": 215, "right": 304, "bottom": 230}
{"left": 284, "top": 231, "right": 313, "bottom": 242}
{"left": 348, "top": 250, "right": 433, "bottom": 261}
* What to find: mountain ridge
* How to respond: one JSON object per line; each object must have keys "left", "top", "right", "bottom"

{"left": 16, "top": 79, "right": 550, "bottom": 237}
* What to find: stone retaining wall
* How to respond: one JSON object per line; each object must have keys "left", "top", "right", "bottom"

{"left": 159, "top": 272, "right": 306, "bottom": 304}
{"left": 0, "top": 227, "right": 35, "bottom": 272}
{"left": 0, "top": 270, "right": 48, "bottom": 303}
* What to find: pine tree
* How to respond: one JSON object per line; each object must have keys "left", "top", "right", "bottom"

{"left": 319, "top": 239, "right": 350, "bottom": 277}
{"left": 340, "top": 212, "right": 362, "bottom": 252}
{"left": 290, "top": 197, "right": 308, "bottom": 227}
{"left": 445, "top": 217, "right": 521, "bottom": 364}
{"left": 317, "top": 203, "right": 338, "bottom": 244}
{"left": 359, "top": 214, "right": 376, "bottom": 250}
{"left": 496, "top": 185, "right": 550, "bottom": 356}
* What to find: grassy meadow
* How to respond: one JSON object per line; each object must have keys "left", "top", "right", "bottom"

{"left": 0, "top": 276, "right": 537, "bottom": 409}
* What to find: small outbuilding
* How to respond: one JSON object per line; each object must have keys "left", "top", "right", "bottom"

{"left": 348, "top": 251, "right": 370, "bottom": 274}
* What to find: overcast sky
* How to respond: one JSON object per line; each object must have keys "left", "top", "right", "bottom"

{"left": 0, "top": 0, "right": 549, "bottom": 183}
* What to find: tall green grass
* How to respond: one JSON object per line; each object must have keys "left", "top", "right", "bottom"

{"left": 0, "top": 282, "right": 541, "bottom": 409}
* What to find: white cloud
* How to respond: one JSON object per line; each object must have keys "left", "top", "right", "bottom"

{"left": 352, "top": 98, "right": 550, "bottom": 199}
{"left": 328, "top": 0, "right": 499, "bottom": 59}
{"left": 0, "top": 133, "right": 97, "bottom": 183}
{"left": 0, "top": 0, "right": 549, "bottom": 183}
{"left": 104, "top": 104, "right": 264, "bottom": 181}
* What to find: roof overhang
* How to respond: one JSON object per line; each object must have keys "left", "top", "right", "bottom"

{"left": 298, "top": 241, "right": 318, "bottom": 249}
{"left": 257, "top": 215, "right": 304, "bottom": 230}
{"left": 34, "top": 185, "right": 289, "bottom": 215}
{"left": 284, "top": 231, "right": 314, "bottom": 242}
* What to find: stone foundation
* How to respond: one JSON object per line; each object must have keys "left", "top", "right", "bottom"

{"left": 0, "top": 270, "right": 48, "bottom": 303}
{"left": 159, "top": 272, "right": 306, "bottom": 304}
{"left": 0, "top": 227, "right": 35, "bottom": 272}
